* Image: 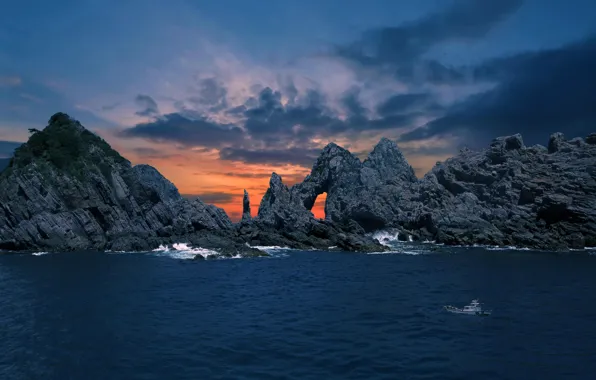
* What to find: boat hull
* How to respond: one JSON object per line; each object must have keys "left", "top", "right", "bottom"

{"left": 444, "top": 306, "right": 491, "bottom": 316}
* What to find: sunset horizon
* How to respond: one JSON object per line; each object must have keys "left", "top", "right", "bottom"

{"left": 2, "top": 0, "right": 595, "bottom": 221}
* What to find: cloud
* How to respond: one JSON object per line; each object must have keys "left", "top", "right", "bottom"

{"left": 187, "top": 77, "right": 228, "bottom": 112}
{"left": 181, "top": 192, "right": 235, "bottom": 204}
{"left": 120, "top": 112, "right": 244, "bottom": 148}
{"left": 134, "top": 94, "right": 160, "bottom": 117}
{"left": 219, "top": 147, "right": 321, "bottom": 167}
{"left": 400, "top": 36, "right": 596, "bottom": 146}
{"left": 129, "top": 147, "right": 178, "bottom": 160}
{"left": 202, "top": 172, "right": 273, "bottom": 179}
{"left": 376, "top": 93, "right": 438, "bottom": 116}
{"left": 333, "top": 0, "right": 522, "bottom": 84}
{"left": 120, "top": 85, "right": 422, "bottom": 166}
{"left": 101, "top": 102, "right": 121, "bottom": 111}
{"left": 0, "top": 140, "right": 22, "bottom": 157}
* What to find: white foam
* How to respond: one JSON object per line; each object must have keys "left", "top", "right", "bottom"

{"left": 151, "top": 243, "right": 219, "bottom": 260}
{"left": 485, "top": 245, "right": 531, "bottom": 251}
{"left": 371, "top": 230, "right": 401, "bottom": 247}
{"left": 31, "top": 251, "right": 48, "bottom": 256}
{"left": 250, "top": 245, "right": 292, "bottom": 252}
{"left": 367, "top": 249, "right": 426, "bottom": 256}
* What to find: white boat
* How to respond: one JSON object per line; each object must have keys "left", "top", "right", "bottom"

{"left": 444, "top": 299, "right": 491, "bottom": 316}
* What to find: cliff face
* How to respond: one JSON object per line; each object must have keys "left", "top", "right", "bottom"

{"left": 3, "top": 112, "right": 594, "bottom": 253}
{"left": 255, "top": 132, "right": 596, "bottom": 250}
{"left": 0, "top": 113, "right": 235, "bottom": 252}
{"left": 409, "top": 133, "right": 596, "bottom": 249}
{"left": 258, "top": 139, "right": 417, "bottom": 232}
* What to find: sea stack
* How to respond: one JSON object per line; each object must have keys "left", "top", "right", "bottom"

{"left": 241, "top": 189, "right": 252, "bottom": 223}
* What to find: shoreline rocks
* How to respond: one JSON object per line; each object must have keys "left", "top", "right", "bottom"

{"left": 1, "top": 112, "right": 594, "bottom": 253}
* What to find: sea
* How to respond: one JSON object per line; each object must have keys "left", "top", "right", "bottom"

{"left": 1, "top": 234, "right": 595, "bottom": 380}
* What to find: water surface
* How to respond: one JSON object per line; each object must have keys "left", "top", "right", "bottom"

{"left": 1, "top": 245, "right": 595, "bottom": 379}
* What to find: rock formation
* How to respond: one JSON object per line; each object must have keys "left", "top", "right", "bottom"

{"left": 241, "top": 189, "right": 252, "bottom": 223}
{"left": 0, "top": 113, "right": 264, "bottom": 256}
{"left": 406, "top": 133, "right": 596, "bottom": 249}
{"left": 254, "top": 131, "right": 596, "bottom": 250}
{"left": 2, "top": 112, "right": 594, "bottom": 253}
{"left": 0, "top": 113, "right": 386, "bottom": 254}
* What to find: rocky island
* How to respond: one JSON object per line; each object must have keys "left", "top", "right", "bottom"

{"left": 0, "top": 113, "right": 595, "bottom": 256}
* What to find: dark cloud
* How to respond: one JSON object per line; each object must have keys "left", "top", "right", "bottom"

{"left": 219, "top": 147, "right": 321, "bottom": 167}
{"left": 201, "top": 171, "right": 308, "bottom": 183}
{"left": 341, "top": 87, "right": 367, "bottom": 118}
{"left": 400, "top": 37, "right": 596, "bottom": 147}
{"left": 120, "top": 113, "right": 244, "bottom": 148}
{"left": 334, "top": 0, "right": 522, "bottom": 84}
{"left": 0, "top": 140, "right": 22, "bottom": 157}
{"left": 188, "top": 77, "right": 228, "bottom": 112}
{"left": 134, "top": 94, "right": 159, "bottom": 117}
{"left": 181, "top": 192, "right": 234, "bottom": 204}
{"left": 120, "top": 85, "right": 425, "bottom": 167}
{"left": 241, "top": 87, "right": 416, "bottom": 145}
{"left": 130, "top": 147, "right": 177, "bottom": 159}
{"left": 101, "top": 102, "right": 120, "bottom": 111}
{"left": 376, "top": 93, "right": 435, "bottom": 116}
{"left": 203, "top": 172, "right": 272, "bottom": 179}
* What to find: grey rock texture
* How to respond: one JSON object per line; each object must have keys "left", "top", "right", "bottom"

{"left": 0, "top": 113, "right": 247, "bottom": 256}
{"left": 241, "top": 172, "right": 385, "bottom": 252}
{"left": 241, "top": 189, "right": 252, "bottom": 223}
{"left": 3, "top": 112, "right": 593, "bottom": 254}
{"left": 254, "top": 132, "right": 596, "bottom": 250}
{"left": 407, "top": 132, "right": 596, "bottom": 249}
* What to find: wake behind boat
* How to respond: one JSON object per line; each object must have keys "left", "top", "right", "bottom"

{"left": 444, "top": 299, "right": 491, "bottom": 316}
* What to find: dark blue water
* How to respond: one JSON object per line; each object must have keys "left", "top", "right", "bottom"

{"left": 1, "top": 246, "right": 595, "bottom": 380}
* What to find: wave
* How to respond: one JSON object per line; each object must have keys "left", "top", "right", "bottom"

{"left": 484, "top": 245, "right": 531, "bottom": 251}
{"left": 371, "top": 230, "right": 402, "bottom": 247}
{"left": 367, "top": 250, "right": 426, "bottom": 256}
{"left": 31, "top": 251, "right": 49, "bottom": 256}
{"left": 150, "top": 243, "right": 226, "bottom": 260}
{"left": 250, "top": 245, "right": 293, "bottom": 253}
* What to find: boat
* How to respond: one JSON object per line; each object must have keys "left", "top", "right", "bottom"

{"left": 444, "top": 299, "right": 491, "bottom": 316}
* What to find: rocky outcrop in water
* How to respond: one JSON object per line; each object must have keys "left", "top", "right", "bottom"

{"left": 405, "top": 133, "right": 596, "bottom": 249}
{"left": 3, "top": 112, "right": 593, "bottom": 254}
{"left": 0, "top": 113, "right": 265, "bottom": 257}
{"left": 0, "top": 113, "right": 385, "bottom": 254}
{"left": 236, "top": 172, "right": 385, "bottom": 252}
{"left": 255, "top": 130, "right": 596, "bottom": 250}
{"left": 241, "top": 189, "right": 252, "bottom": 223}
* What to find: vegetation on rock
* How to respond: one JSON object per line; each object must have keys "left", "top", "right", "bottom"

{"left": 4, "top": 112, "right": 127, "bottom": 180}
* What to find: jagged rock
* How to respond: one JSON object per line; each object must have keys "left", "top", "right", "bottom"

{"left": 3, "top": 113, "right": 594, "bottom": 253}
{"left": 288, "top": 138, "right": 416, "bottom": 231}
{"left": 410, "top": 133, "right": 596, "bottom": 249}
{"left": 254, "top": 132, "right": 596, "bottom": 251}
{"left": 548, "top": 132, "right": 567, "bottom": 153}
{"left": 0, "top": 113, "right": 237, "bottom": 254}
{"left": 241, "top": 189, "right": 252, "bottom": 223}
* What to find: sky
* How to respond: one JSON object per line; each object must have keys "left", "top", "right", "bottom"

{"left": 1, "top": 0, "right": 595, "bottom": 221}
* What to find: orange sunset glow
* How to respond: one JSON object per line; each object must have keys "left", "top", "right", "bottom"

{"left": 105, "top": 131, "right": 451, "bottom": 222}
